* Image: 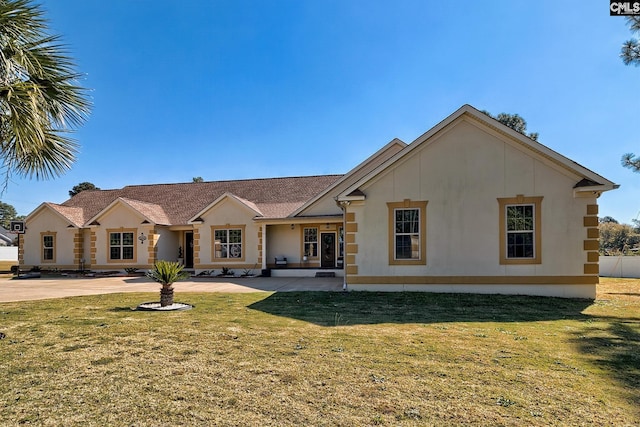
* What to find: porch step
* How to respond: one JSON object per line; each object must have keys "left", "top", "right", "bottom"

{"left": 315, "top": 272, "right": 336, "bottom": 278}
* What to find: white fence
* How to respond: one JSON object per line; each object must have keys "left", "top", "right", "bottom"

{"left": 0, "top": 246, "right": 17, "bottom": 261}
{"left": 600, "top": 256, "right": 640, "bottom": 278}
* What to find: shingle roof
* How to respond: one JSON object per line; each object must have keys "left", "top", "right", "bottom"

{"left": 119, "top": 198, "right": 171, "bottom": 225}
{"left": 0, "top": 226, "right": 14, "bottom": 245}
{"left": 45, "top": 203, "right": 86, "bottom": 227}
{"left": 60, "top": 175, "right": 343, "bottom": 226}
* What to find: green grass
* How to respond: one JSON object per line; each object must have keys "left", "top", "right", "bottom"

{"left": 0, "top": 278, "right": 638, "bottom": 426}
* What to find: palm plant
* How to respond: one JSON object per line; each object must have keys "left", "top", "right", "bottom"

{"left": 0, "top": 0, "right": 90, "bottom": 185}
{"left": 146, "top": 260, "right": 190, "bottom": 307}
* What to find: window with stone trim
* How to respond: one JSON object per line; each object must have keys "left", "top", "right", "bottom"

{"left": 42, "top": 233, "right": 55, "bottom": 262}
{"left": 498, "top": 196, "right": 543, "bottom": 264}
{"left": 109, "top": 231, "right": 135, "bottom": 261}
{"left": 387, "top": 200, "right": 427, "bottom": 265}
{"left": 212, "top": 225, "right": 246, "bottom": 261}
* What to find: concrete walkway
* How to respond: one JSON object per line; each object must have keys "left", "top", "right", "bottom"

{"left": 0, "top": 275, "right": 344, "bottom": 303}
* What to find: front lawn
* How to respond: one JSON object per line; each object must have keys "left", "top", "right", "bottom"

{"left": 0, "top": 278, "right": 638, "bottom": 426}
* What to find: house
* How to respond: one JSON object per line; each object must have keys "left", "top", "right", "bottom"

{"left": 0, "top": 227, "right": 15, "bottom": 246}
{"left": 22, "top": 105, "right": 618, "bottom": 298}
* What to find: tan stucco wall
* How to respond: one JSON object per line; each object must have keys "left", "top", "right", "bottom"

{"left": 196, "top": 198, "right": 260, "bottom": 270}
{"left": 348, "top": 118, "right": 597, "bottom": 296}
{"left": 155, "top": 227, "right": 178, "bottom": 263}
{"left": 348, "top": 284, "right": 595, "bottom": 298}
{"left": 265, "top": 222, "right": 343, "bottom": 268}
{"left": 91, "top": 204, "right": 148, "bottom": 269}
{"left": 24, "top": 210, "right": 78, "bottom": 269}
{"left": 266, "top": 224, "right": 300, "bottom": 267}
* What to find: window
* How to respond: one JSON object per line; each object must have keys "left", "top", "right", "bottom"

{"left": 506, "top": 205, "right": 534, "bottom": 258}
{"left": 109, "top": 231, "right": 135, "bottom": 261}
{"left": 498, "top": 196, "right": 542, "bottom": 264}
{"left": 304, "top": 227, "right": 318, "bottom": 257}
{"left": 213, "top": 226, "right": 245, "bottom": 260}
{"left": 387, "top": 200, "right": 427, "bottom": 265}
{"left": 395, "top": 208, "right": 420, "bottom": 259}
{"left": 41, "top": 233, "right": 56, "bottom": 262}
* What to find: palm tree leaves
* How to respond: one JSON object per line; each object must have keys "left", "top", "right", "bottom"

{"left": 0, "top": 0, "right": 90, "bottom": 181}
{"left": 0, "top": 0, "right": 46, "bottom": 43}
{"left": 146, "top": 260, "right": 190, "bottom": 287}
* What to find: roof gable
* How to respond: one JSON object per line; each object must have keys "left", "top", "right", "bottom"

{"left": 86, "top": 197, "right": 171, "bottom": 226}
{"left": 120, "top": 198, "right": 171, "bottom": 225}
{"left": 189, "top": 192, "right": 264, "bottom": 223}
{"left": 338, "top": 104, "right": 618, "bottom": 200}
{"left": 26, "top": 202, "right": 85, "bottom": 228}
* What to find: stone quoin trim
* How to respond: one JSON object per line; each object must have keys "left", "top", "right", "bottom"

{"left": 584, "top": 204, "right": 600, "bottom": 276}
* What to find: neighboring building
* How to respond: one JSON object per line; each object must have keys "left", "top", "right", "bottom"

{"left": 22, "top": 105, "right": 617, "bottom": 298}
{"left": 0, "top": 227, "right": 15, "bottom": 246}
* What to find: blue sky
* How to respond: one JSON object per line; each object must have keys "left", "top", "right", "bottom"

{"left": 5, "top": 1, "right": 640, "bottom": 223}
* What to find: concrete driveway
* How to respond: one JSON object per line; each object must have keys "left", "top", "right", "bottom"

{"left": 0, "top": 275, "right": 344, "bottom": 303}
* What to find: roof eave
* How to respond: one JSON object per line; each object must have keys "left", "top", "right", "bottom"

{"left": 253, "top": 214, "right": 343, "bottom": 224}
{"left": 335, "top": 195, "right": 366, "bottom": 203}
{"left": 574, "top": 183, "right": 619, "bottom": 198}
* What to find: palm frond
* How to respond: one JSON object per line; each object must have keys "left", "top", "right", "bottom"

{"left": 0, "top": 0, "right": 90, "bottom": 184}
{"left": 146, "top": 260, "right": 190, "bottom": 286}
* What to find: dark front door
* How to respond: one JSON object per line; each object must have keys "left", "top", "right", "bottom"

{"left": 185, "top": 232, "right": 194, "bottom": 268}
{"left": 321, "top": 233, "right": 336, "bottom": 268}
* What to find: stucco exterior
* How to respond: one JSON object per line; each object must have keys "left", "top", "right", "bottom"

{"left": 90, "top": 203, "right": 148, "bottom": 269}
{"left": 154, "top": 227, "right": 178, "bottom": 264}
{"left": 195, "top": 196, "right": 261, "bottom": 271}
{"left": 337, "top": 108, "right": 614, "bottom": 298}
{"left": 23, "top": 208, "right": 78, "bottom": 269}
{"left": 22, "top": 105, "right": 616, "bottom": 298}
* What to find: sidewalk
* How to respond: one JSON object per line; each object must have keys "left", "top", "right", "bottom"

{"left": 0, "top": 275, "right": 344, "bottom": 303}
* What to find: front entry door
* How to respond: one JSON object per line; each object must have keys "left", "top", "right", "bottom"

{"left": 320, "top": 233, "right": 336, "bottom": 268}
{"left": 185, "top": 232, "right": 194, "bottom": 268}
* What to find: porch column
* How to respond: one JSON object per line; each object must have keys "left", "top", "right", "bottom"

{"left": 261, "top": 223, "right": 267, "bottom": 270}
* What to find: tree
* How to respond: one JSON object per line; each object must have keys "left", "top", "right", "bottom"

{"left": 69, "top": 181, "right": 99, "bottom": 197}
{"left": 146, "top": 260, "right": 190, "bottom": 307}
{"left": 621, "top": 16, "right": 640, "bottom": 66}
{"left": 481, "top": 111, "right": 539, "bottom": 141}
{"left": 599, "top": 221, "right": 640, "bottom": 255}
{"left": 192, "top": 176, "right": 203, "bottom": 182}
{"left": 0, "top": 0, "right": 90, "bottom": 187}
{"left": 599, "top": 216, "right": 619, "bottom": 224}
{"left": 0, "top": 200, "right": 17, "bottom": 228}
{"left": 621, "top": 153, "right": 640, "bottom": 172}
{"left": 620, "top": 17, "right": 640, "bottom": 172}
